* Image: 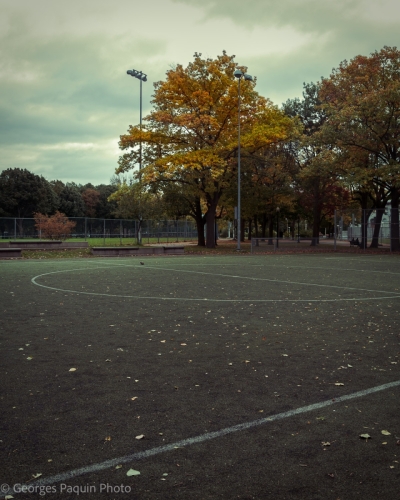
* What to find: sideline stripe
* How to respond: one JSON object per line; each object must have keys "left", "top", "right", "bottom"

{"left": 3, "top": 379, "right": 400, "bottom": 498}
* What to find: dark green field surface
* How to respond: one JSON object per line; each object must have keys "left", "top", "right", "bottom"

{"left": 1, "top": 254, "right": 400, "bottom": 499}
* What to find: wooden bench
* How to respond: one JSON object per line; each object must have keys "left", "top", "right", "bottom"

{"left": 0, "top": 248, "right": 22, "bottom": 259}
{"left": 91, "top": 246, "right": 185, "bottom": 257}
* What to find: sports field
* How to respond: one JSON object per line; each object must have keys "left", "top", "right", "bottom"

{"left": 1, "top": 254, "right": 400, "bottom": 499}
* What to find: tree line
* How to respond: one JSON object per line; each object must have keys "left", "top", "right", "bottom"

{"left": 115, "top": 46, "right": 400, "bottom": 249}
{"left": 1, "top": 46, "right": 399, "bottom": 249}
{"left": 0, "top": 169, "right": 119, "bottom": 220}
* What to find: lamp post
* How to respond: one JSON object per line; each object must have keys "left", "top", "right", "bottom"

{"left": 127, "top": 68, "right": 147, "bottom": 244}
{"left": 234, "top": 68, "right": 253, "bottom": 251}
{"left": 276, "top": 207, "right": 280, "bottom": 249}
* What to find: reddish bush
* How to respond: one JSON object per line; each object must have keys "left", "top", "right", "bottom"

{"left": 34, "top": 211, "right": 76, "bottom": 240}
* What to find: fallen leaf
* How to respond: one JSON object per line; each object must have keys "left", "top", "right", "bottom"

{"left": 68, "top": 368, "right": 76, "bottom": 372}
{"left": 382, "top": 442, "right": 388, "bottom": 445}
{"left": 105, "top": 359, "right": 111, "bottom": 362}
{"left": 126, "top": 469, "right": 140, "bottom": 476}
{"left": 135, "top": 434, "right": 145, "bottom": 440}
{"left": 282, "top": 354, "right": 289, "bottom": 357}
{"left": 5, "top": 495, "right": 14, "bottom": 499}
{"left": 360, "top": 434, "right": 371, "bottom": 439}
{"left": 334, "top": 383, "right": 344, "bottom": 386}
{"left": 321, "top": 441, "right": 331, "bottom": 446}
{"left": 105, "top": 436, "right": 111, "bottom": 441}
{"left": 381, "top": 430, "right": 391, "bottom": 436}
{"left": 115, "top": 465, "right": 122, "bottom": 469}
{"left": 26, "top": 357, "right": 33, "bottom": 361}
{"left": 131, "top": 397, "right": 138, "bottom": 401}
{"left": 32, "top": 473, "right": 42, "bottom": 479}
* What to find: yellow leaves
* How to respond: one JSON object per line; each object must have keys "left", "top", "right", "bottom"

{"left": 117, "top": 52, "right": 298, "bottom": 210}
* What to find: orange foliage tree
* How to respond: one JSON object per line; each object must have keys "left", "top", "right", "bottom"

{"left": 117, "top": 52, "right": 296, "bottom": 248}
{"left": 34, "top": 211, "right": 76, "bottom": 240}
{"left": 319, "top": 46, "right": 400, "bottom": 249}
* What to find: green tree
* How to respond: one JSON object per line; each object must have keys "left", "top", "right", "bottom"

{"left": 0, "top": 168, "right": 58, "bottom": 218}
{"left": 58, "top": 183, "right": 85, "bottom": 217}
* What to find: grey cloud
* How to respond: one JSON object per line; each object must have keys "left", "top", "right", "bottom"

{"left": 171, "top": 0, "right": 396, "bottom": 33}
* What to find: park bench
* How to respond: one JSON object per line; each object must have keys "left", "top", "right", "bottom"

{"left": 349, "top": 238, "right": 361, "bottom": 247}
{"left": 0, "top": 248, "right": 22, "bottom": 259}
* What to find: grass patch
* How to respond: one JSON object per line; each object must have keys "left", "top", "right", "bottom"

{"left": 22, "top": 248, "right": 92, "bottom": 259}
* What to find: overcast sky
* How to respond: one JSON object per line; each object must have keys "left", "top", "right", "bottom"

{"left": 1, "top": 0, "right": 399, "bottom": 186}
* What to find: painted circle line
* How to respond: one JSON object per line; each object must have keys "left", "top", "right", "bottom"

{"left": 30, "top": 265, "right": 400, "bottom": 303}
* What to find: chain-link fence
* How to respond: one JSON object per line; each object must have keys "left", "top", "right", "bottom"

{"left": 0, "top": 217, "right": 198, "bottom": 244}
{"left": 334, "top": 208, "right": 400, "bottom": 251}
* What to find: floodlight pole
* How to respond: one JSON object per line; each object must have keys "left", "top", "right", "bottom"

{"left": 234, "top": 69, "right": 253, "bottom": 251}
{"left": 127, "top": 68, "right": 147, "bottom": 244}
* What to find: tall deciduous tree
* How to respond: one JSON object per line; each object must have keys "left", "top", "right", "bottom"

{"left": 319, "top": 46, "right": 400, "bottom": 249}
{"left": 283, "top": 82, "right": 348, "bottom": 245}
{"left": 117, "top": 52, "right": 295, "bottom": 248}
{"left": 82, "top": 188, "right": 100, "bottom": 218}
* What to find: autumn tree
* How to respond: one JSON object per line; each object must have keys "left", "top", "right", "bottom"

{"left": 319, "top": 46, "right": 400, "bottom": 250}
{"left": 117, "top": 52, "right": 295, "bottom": 248}
{"left": 283, "top": 82, "right": 349, "bottom": 245}
{"left": 82, "top": 188, "right": 100, "bottom": 218}
{"left": 34, "top": 211, "right": 76, "bottom": 240}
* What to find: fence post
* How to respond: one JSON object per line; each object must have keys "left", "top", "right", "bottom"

{"left": 103, "top": 219, "right": 106, "bottom": 246}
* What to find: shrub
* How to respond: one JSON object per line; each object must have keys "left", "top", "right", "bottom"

{"left": 34, "top": 211, "right": 76, "bottom": 240}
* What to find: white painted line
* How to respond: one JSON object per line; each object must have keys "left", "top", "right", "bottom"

{"left": 3, "top": 379, "right": 400, "bottom": 498}
{"left": 30, "top": 265, "right": 400, "bottom": 303}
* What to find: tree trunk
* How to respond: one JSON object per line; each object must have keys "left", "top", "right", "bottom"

{"left": 268, "top": 216, "right": 274, "bottom": 245}
{"left": 369, "top": 208, "right": 384, "bottom": 248}
{"left": 390, "top": 188, "right": 400, "bottom": 251}
{"left": 192, "top": 197, "right": 205, "bottom": 246}
{"left": 205, "top": 193, "right": 219, "bottom": 248}
{"left": 247, "top": 217, "right": 252, "bottom": 241}
{"left": 240, "top": 218, "right": 245, "bottom": 242}
{"left": 311, "top": 188, "right": 320, "bottom": 246}
{"left": 261, "top": 213, "right": 267, "bottom": 238}
{"left": 254, "top": 215, "right": 259, "bottom": 238}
